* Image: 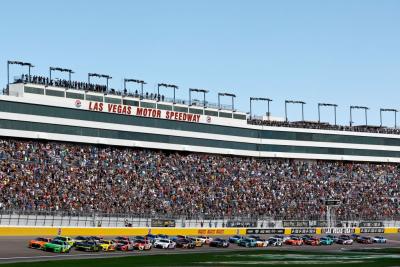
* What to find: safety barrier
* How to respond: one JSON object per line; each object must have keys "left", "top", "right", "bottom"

{"left": 0, "top": 227, "right": 247, "bottom": 236}
{"left": 0, "top": 226, "right": 398, "bottom": 236}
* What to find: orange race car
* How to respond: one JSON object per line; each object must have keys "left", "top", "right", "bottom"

{"left": 28, "top": 237, "right": 52, "bottom": 249}
{"left": 285, "top": 237, "right": 303, "bottom": 246}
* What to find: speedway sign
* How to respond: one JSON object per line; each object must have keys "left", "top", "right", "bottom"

{"left": 86, "top": 101, "right": 205, "bottom": 123}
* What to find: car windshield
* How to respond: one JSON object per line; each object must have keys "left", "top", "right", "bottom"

{"left": 35, "top": 238, "right": 46, "bottom": 241}
{"left": 101, "top": 241, "right": 111, "bottom": 244}
{"left": 160, "top": 239, "right": 169, "bottom": 243}
{"left": 51, "top": 240, "right": 63, "bottom": 245}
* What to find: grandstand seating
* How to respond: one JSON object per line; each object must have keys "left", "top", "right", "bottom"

{"left": 0, "top": 138, "right": 398, "bottom": 220}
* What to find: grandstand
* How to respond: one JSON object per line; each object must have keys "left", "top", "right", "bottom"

{"left": 0, "top": 61, "right": 399, "bottom": 229}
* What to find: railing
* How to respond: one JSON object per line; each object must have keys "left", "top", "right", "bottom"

{"left": 12, "top": 76, "right": 235, "bottom": 111}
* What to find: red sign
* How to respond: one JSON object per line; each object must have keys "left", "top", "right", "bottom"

{"left": 87, "top": 101, "right": 202, "bottom": 123}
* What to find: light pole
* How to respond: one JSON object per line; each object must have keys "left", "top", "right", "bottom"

{"left": 350, "top": 106, "right": 369, "bottom": 127}
{"left": 7, "top": 60, "right": 34, "bottom": 89}
{"left": 158, "top": 83, "right": 179, "bottom": 103}
{"left": 124, "top": 79, "right": 146, "bottom": 97}
{"left": 49, "top": 67, "right": 74, "bottom": 88}
{"left": 380, "top": 108, "right": 398, "bottom": 128}
{"left": 285, "top": 100, "right": 306, "bottom": 122}
{"left": 189, "top": 88, "right": 209, "bottom": 108}
{"left": 250, "top": 97, "right": 273, "bottom": 120}
{"left": 318, "top": 103, "right": 338, "bottom": 125}
{"left": 218, "top": 92, "right": 236, "bottom": 111}
{"left": 88, "top": 73, "right": 112, "bottom": 93}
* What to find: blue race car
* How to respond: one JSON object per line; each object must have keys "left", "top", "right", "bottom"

{"left": 238, "top": 238, "right": 257, "bottom": 248}
{"left": 320, "top": 237, "right": 334, "bottom": 245}
{"left": 228, "top": 235, "right": 243, "bottom": 244}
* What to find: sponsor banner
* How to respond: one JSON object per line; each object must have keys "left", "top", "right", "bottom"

{"left": 150, "top": 219, "right": 176, "bottom": 227}
{"left": 359, "top": 222, "right": 384, "bottom": 228}
{"left": 283, "top": 221, "right": 310, "bottom": 227}
{"left": 282, "top": 221, "right": 328, "bottom": 227}
{"left": 360, "top": 228, "right": 385, "bottom": 234}
{"left": 86, "top": 101, "right": 208, "bottom": 123}
{"left": 321, "top": 228, "right": 355, "bottom": 234}
{"left": 197, "top": 229, "right": 225, "bottom": 235}
{"left": 246, "top": 229, "right": 285, "bottom": 235}
{"left": 226, "top": 221, "right": 257, "bottom": 228}
{"left": 290, "top": 228, "right": 317, "bottom": 235}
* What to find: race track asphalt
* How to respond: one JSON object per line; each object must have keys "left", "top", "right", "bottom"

{"left": 0, "top": 234, "right": 399, "bottom": 264}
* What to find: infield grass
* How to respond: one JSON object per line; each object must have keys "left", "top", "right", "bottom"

{"left": 1, "top": 248, "right": 400, "bottom": 267}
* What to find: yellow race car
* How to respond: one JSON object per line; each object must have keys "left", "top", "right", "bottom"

{"left": 189, "top": 237, "right": 204, "bottom": 247}
{"left": 99, "top": 240, "right": 116, "bottom": 251}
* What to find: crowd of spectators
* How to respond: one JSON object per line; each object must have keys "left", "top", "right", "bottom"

{"left": 0, "top": 138, "right": 398, "bottom": 220}
{"left": 248, "top": 119, "right": 400, "bottom": 135}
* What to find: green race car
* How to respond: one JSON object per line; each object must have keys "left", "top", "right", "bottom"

{"left": 43, "top": 240, "right": 72, "bottom": 253}
{"left": 320, "top": 237, "right": 334, "bottom": 245}
{"left": 54, "top": 236, "right": 75, "bottom": 247}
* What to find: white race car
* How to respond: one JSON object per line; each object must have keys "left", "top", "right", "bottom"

{"left": 198, "top": 236, "right": 213, "bottom": 244}
{"left": 372, "top": 236, "right": 387, "bottom": 243}
{"left": 268, "top": 237, "right": 283, "bottom": 246}
{"left": 154, "top": 239, "right": 176, "bottom": 249}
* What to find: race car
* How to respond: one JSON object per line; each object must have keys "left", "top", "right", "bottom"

{"left": 154, "top": 239, "right": 176, "bottom": 249}
{"left": 198, "top": 236, "right": 213, "bottom": 244}
{"left": 372, "top": 236, "right": 387, "bottom": 243}
{"left": 357, "top": 236, "right": 373, "bottom": 244}
{"left": 273, "top": 235, "right": 290, "bottom": 242}
{"left": 113, "top": 236, "right": 130, "bottom": 242}
{"left": 228, "top": 235, "right": 243, "bottom": 244}
{"left": 255, "top": 238, "right": 268, "bottom": 247}
{"left": 75, "top": 241, "right": 101, "bottom": 252}
{"left": 88, "top": 236, "right": 103, "bottom": 242}
{"left": 285, "top": 236, "right": 303, "bottom": 246}
{"left": 336, "top": 238, "right": 353, "bottom": 245}
{"left": 238, "top": 238, "right": 257, "bottom": 248}
{"left": 189, "top": 237, "right": 203, "bottom": 247}
{"left": 171, "top": 235, "right": 188, "bottom": 242}
{"left": 175, "top": 238, "right": 195, "bottom": 249}
{"left": 74, "top": 236, "right": 90, "bottom": 244}
{"left": 115, "top": 240, "right": 134, "bottom": 251}
{"left": 43, "top": 240, "right": 72, "bottom": 253}
{"left": 320, "top": 237, "right": 334, "bottom": 245}
{"left": 134, "top": 239, "right": 153, "bottom": 250}
{"left": 28, "top": 237, "right": 52, "bottom": 249}
{"left": 338, "top": 235, "right": 352, "bottom": 241}
{"left": 53, "top": 236, "right": 75, "bottom": 247}
{"left": 209, "top": 238, "right": 229, "bottom": 248}
{"left": 267, "top": 237, "right": 283, "bottom": 246}
{"left": 304, "top": 237, "right": 320, "bottom": 246}
{"left": 301, "top": 235, "right": 313, "bottom": 241}
{"left": 325, "top": 235, "right": 339, "bottom": 243}
{"left": 99, "top": 240, "right": 116, "bottom": 251}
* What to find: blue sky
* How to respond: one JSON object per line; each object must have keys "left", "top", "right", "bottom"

{"left": 1, "top": 0, "right": 399, "bottom": 126}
